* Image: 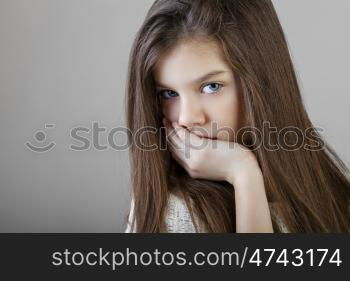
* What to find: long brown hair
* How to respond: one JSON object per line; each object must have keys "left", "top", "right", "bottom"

{"left": 125, "top": 0, "right": 350, "bottom": 232}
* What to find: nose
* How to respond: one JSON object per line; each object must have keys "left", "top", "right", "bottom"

{"left": 177, "top": 96, "right": 206, "bottom": 129}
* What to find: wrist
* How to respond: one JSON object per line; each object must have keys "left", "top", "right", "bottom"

{"left": 225, "top": 150, "right": 261, "bottom": 181}
{"left": 225, "top": 147, "right": 260, "bottom": 185}
{"left": 226, "top": 162, "right": 264, "bottom": 192}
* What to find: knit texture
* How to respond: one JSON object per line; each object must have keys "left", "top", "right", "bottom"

{"left": 124, "top": 193, "right": 289, "bottom": 233}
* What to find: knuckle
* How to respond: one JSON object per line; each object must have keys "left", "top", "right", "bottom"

{"left": 188, "top": 160, "right": 198, "bottom": 172}
{"left": 188, "top": 170, "right": 197, "bottom": 178}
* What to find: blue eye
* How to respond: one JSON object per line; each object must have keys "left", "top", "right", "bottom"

{"left": 158, "top": 90, "right": 178, "bottom": 100}
{"left": 158, "top": 82, "right": 223, "bottom": 100}
{"left": 202, "top": 83, "right": 223, "bottom": 94}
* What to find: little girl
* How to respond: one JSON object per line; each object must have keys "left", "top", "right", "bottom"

{"left": 124, "top": 0, "right": 350, "bottom": 233}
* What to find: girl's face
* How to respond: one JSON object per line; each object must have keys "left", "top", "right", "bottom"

{"left": 154, "top": 39, "right": 244, "bottom": 142}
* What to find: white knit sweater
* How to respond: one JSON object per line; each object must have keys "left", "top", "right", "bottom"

{"left": 124, "top": 193, "right": 289, "bottom": 233}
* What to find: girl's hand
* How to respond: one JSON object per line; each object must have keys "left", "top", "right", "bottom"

{"left": 163, "top": 118, "right": 273, "bottom": 233}
{"left": 163, "top": 118, "right": 262, "bottom": 188}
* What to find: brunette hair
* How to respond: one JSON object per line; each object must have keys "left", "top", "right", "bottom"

{"left": 125, "top": 0, "right": 350, "bottom": 232}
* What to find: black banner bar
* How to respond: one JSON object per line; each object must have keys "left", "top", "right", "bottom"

{"left": 0, "top": 234, "right": 348, "bottom": 278}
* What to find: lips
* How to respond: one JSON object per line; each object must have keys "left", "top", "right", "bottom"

{"left": 204, "top": 136, "right": 217, "bottom": 140}
{"left": 192, "top": 133, "right": 217, "bottom": 140}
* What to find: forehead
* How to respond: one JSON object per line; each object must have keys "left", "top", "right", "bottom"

{"left": 153, "top": 39, "right": 231, "bottom": 85}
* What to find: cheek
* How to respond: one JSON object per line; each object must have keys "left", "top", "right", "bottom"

{"left": 207, "top": 91, "right": 242, "bottom": 141}
{"left": 209, "top": 92, "right": 240, "bottom": 125}
{"left": 161, "top": 101, "right": 179, "bottom": 123}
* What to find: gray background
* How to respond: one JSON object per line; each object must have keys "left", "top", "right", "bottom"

{"left": 0, "top": 0, "right": 349, "bottom": 232}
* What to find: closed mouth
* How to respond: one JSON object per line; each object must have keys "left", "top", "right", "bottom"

{"left": 200, "top": 135, "right": 217, "bottom": 140}
{"left": 190, "top": 131, "right": 217, "bottom": 140}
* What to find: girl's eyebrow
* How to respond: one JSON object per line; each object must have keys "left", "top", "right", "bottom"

{"left": 155, "top": 70, "right": 230, "bottom": 88}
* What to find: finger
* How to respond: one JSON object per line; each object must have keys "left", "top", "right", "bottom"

{"left": 171, "top": 122, "right": 187, "bottom": 142}
{"left": 163, "top": 118, "right": 178, "bottom": 138}
{"left": 163, "top": 120, "right": 188, "bottom": 145}
{"left": 172, "top": 122, "right": 204, "bottom": 148}
{"left": 168, "top": 136, "right": 192, "bottom": 161}
{"left": 167, "top": 126, "right": 194, "bottom": 160}
{"left": 168, "top": 141, "right": 192, "bottom": 171}
{"left": 163, "top": 119, "right": 176, "bottom": 143}
{"left": 168, "top": 135, "right": 186, "bottom": 155}
{"left": 169, "top": 131, "right": 185, "bottom": 150}
{"left": 164, "top": 119, "right": 203, "bottom": 151}
{"left": 164, "top": 121, "right": 186, "bottom": 149}
{"left": 163, "top": 119, "right": 189, "bottom": 158}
